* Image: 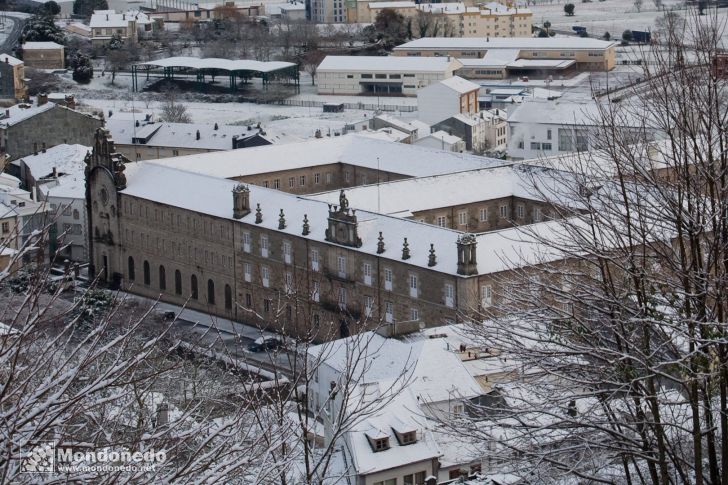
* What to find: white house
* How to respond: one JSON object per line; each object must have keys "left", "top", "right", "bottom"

{"left": 417, "top": 76, "right": 481, "bottom": 125}
{"left": 413, "top": 130, "right": 466, "bottom": 152}
{"left": 308, "top": 332, "right": 487, "bottom": 485}
{"left": 316, "top": 56, "right": 463, "bottom": 97}
{"left": 506, "top": 98, "right": 652, "bottom": 160}
{"left": 432, "top": 109, "right": 507, "bottom": 153}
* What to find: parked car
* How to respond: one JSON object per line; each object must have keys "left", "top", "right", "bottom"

{"left": 248, "top": 336, "right": 285, "bottom": 352}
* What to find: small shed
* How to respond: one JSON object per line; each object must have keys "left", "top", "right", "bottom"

{"left": 323, "top": 103, "right": 345, "bottom": 113}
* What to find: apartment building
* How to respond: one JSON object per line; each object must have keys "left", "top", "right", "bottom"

{"left": 89, "top": 10, "right": 154, "bottom": 47}
{"left": 0, "top": 54, "right": 26, "bottom": 101}
{"left": 417, "top": 76, "right": 480, "bottom": 125}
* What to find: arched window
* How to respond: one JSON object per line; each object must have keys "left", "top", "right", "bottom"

{"left": 159, "top": 265, "right": 166, "bottom": 290}
{"left": 225, "top": 284, "right": 232, "bottom": 310}
{"left": 191, "top": 275, "right": 198, "bottom": 300}
{"left": 175, "top": 270, "right": 182, "bottom": 295}
{"left": 207, "top": 279, "right": 215, "bottom": 305}
{"left": 143, "top": 260, "right": 150, "bottom": 285}
{"left": 128, "top": 256, "right": 135, "bottom": 281}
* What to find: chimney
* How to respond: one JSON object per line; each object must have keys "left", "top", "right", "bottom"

{"left": 52, "top": 166, "right": 57, "bottom": 178}
{"left": 37, "top": 93, "right": 48, "bottom": 106}
{"left": 4, "top": 109, "right": 9, "bottom": 118}
{"left": 196, "top": 129, "right": 200, "bottom": 140}
{"left": 214, "top": 122, "right": 219, "bottom": 130}
{"left": 64, "top": 94, "right": 76, "bottom": 109}
{"left": 456, "top": 234, "right": 478, "bottom": 275}
{"left": 123, "top": 13, "right": 126, "bottom": 19}
{"left": 232, "top": 184, "right": 251, "bottom": 219}
{"left": 4, "top": 57, "right": 8, "bottom": 64}
{"left": 41, "top": 142, "right": 46, "bottom": 153}
{"left": 106, "top": 13, "right": 109, "bottom": 20}
{"left": 135, "top": 119, "right": 140, "bottom": 127}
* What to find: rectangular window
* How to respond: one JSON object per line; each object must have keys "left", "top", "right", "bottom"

{"left": 363, "top": 262, "right": 372, "bottom": 286}
{"left": 445, "top": 283, "right": 454, "bottom": 308}
{"left": 344, "top": 171, "right": 351, "bottom": 183}
{"left": 312, "top": 280, "right": 320, "bottom": 302}
{"left": 262, "top": 266, "right": 270, "bottom": 287}
{"left": 263, "top": 180, "right": 269, "bottom": 188}
{"left": 337, "top": 255, "right": 346, "bottom": 278}
{"left": 384, "top": 268, "right": 393, "bottom": 291}
{"left": 410, "top": 308, "right": 419, "bottom": 321}
{"left": 365, "top": 296, "right": 374, "bottom": 317}
{"left": 314, "top": 173, "right": 321, "bottom": 184}
{"left": 499, "top": 205, "right": 508, "bottom": 219}
{"left": 246, "top": 293, "right": 252, "bottom": 308}
{"left": 542, "top": 142, "right": 552, "bottom": 150}
{"left": 547, "top": 128, "right": 552, "bottom": 140}
{"left": 285, "top": 272, "right": 293, "bottom": 294}
{"left": 385, "top": 301, "right": 394, "bottom": 323}
{"left": 534, "top": 207, "right": 543, "bottom": 222}
{"left": 264, "top": 299, "right": 271, "bottom": 312}
{"left": 311, "top": 249, "right": 320, "bottom": 271}
{"left": 273, "top": 179, "right": 280, "bottom": 189}
{"left": 326, "top": 172, "right": 332, "bottom": 184}
{"left": 458, "top": 211, "right": 467, "bottom": 226}
{"left": 260, "top": 235, "right": 269, "bottom": 258}
{"left": 283, "top": 241, "right": 292, "bottom": 264}
{"left": 409, "top": 274, "right": 418, "bottom": 298}
{"left": 244, "top": 262, "right": 252, "bottom": 282}
{"left": 530, "top": 142, "right": 541, "bottom": 150}
{"left": 338, "top": 287, "right": 347, "bottom": 308}
{"left": 242, "top": 231, "right": 251, "bottom": 253}
{"left": 437, "top": 216, "right": 446, "bottom": 227}
{"left": 479, "top": 208, "right": 488, "bottom": 222}
{"left": 516, "top": 204, "right": 525, "bottom": 219}
{"left": 361, "top": 73, "right": 373, "bottom": 79}
{"left": 288, "top": 177, "right": 295, "bottom": 188}
{"left": 374, "top": 73, "right": 387, "bottom": 79}
{"left": 299, "top": 175, "right": 306, "bottom": 186}
{"left": 481, "top": 284, "right": 492, "bottom": 307}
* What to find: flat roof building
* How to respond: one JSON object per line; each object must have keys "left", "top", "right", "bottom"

{"left": 21, "top": 42, "right": 65, "bottom": 70}
{"left": 317, "top": 56, "right": 463, "bottom": 96}
{"left": 394, "top": 37, "right": 618, "bottom": 78}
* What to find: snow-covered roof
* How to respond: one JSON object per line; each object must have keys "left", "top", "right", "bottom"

{"left": 19, "top": 144, "right": 89, "bottom": 180}
{"left": 420, "top": 130, "right": 463, "bottom": 146}
{"left": 41, "top": 176, "right": 85, "bottom": 200}
{"left": 0, "top": 103, "right": 55, "bottom": 128}
{"left": 148, "top": 135, "right": 502, "bottom": 179}
{"left": 508, "top": 58, "right": 575, "bottom": 69}
{"left": 90, "top": 9, "right": 151, "bottom": 28}
{"left": 22, "top": 42, "right": 64, "bottom": 50}
{"left": 0, "top": 172, "right": 20, "bottom": 189}
{"left": 508, "top": 98, "right": 637, "bottom": 126}
{"left": 106, "top": 119, "right": 259, "bottom": 150}
{"left": 140, "top": 57, "right": 296, "bottom": 73}
{"left": 318, "top": 55, "right": 459, "bottom": 73}
{"left": 308, "top": 165, "right": 559, "bottom": 215}
{"left": 437, "top": 75, "right": 481, "bottom": 94}
{"left": 395, "top": 37, "right": 618, "bottom": 51}
{"left": 0, "top": 54, "right": 22, "bottom": 66}
{"left": 368, "top": 1, "right": 415, "bottom": 8}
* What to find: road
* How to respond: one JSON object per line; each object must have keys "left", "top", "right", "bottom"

{"left": 0, "top": 15, "right": 26, "bottom": 55}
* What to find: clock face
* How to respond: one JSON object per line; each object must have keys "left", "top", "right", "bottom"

{"left": 100, "top": 187, "right": 109, "bottom": 206}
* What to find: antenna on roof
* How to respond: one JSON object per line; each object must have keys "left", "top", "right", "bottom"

{"left": 377, "top": 156, "right": 381, "bottom": 213}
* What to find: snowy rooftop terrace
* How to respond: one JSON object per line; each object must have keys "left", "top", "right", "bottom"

{"left": 106, "top": 119, "right": 260, "bottom": 150}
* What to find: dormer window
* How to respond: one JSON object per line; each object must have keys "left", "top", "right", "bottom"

{"left": 400, "top": 431, "right": 416, "bottom": 445}
{"left": 372, "top": 437, "right": 389, "bottom": 452}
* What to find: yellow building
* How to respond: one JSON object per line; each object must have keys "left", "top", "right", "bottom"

{"left": 0, "top": 55, "right": 26, "bottom": 101}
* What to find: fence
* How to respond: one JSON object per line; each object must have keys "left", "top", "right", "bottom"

{"left": 234, "top": 96, "right": 417, "bottom": 113}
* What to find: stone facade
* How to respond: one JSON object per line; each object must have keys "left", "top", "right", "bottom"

{"left": 232, "top": 162, "right": 409, "bottom": 195}
{"left": 22, "top": 44, "right": 65, "bottom": 70}
{"left": 1, "top": 104, "right": 102, "bottom": 160}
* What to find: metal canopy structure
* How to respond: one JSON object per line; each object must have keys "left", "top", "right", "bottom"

{"left": 131, "top": 57, "right": 300, "bottom": 92}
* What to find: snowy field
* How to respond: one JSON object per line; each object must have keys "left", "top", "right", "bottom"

{"left": 528, "top": 0, "right": 728, "bottom": 40}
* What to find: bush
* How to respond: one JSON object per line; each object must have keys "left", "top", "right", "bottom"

{"left": 21, "top": 14, "right": 65, "bottom": 44}
{"left": 71, "top": 53, "right": 93, "bottom": 83}
{"left": 73, "top": 0, "right": 108, "bottom": 17}
{"left": 603, "top": 31, "right": 611, "bottom": 40}
{"left": 564, "top": 3, "right": 575, "bottom": 15}
{"left": 578, "top": 30, "right": 588, "bottom": 37}
{"left": 622, "top": 29, "right": 633, "bottom": 42}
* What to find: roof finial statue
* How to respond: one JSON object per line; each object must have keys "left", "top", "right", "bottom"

{"left": 278, "top": 209, "right": 286, "bottom": 229}
{"left": 339, "top": 189, "right": 349, "bottom": 210}
{"left": 255, "top": 203, "right": 262, "bottom": 224}
{"left": 428, "top": 244, "right": 437, "bottom": 267}
{"left": 402, "top": 238, "right": 410, "bottom": 260}
{"left": 377, "top": 232, "right": 385, "bottom": 254}
{"left": 302, "top": 214, "right": 310, "bottom": 235}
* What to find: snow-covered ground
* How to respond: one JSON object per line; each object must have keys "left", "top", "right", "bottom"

{"left": 528, "top": 0, "right": 728, "bottom": 40}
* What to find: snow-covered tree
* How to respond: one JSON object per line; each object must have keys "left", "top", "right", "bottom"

{"left": 20, "top": 14, "right": 65, "bottom": 44}
{"left": 446, "top": 11, "right": 728, "bottom": 484}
